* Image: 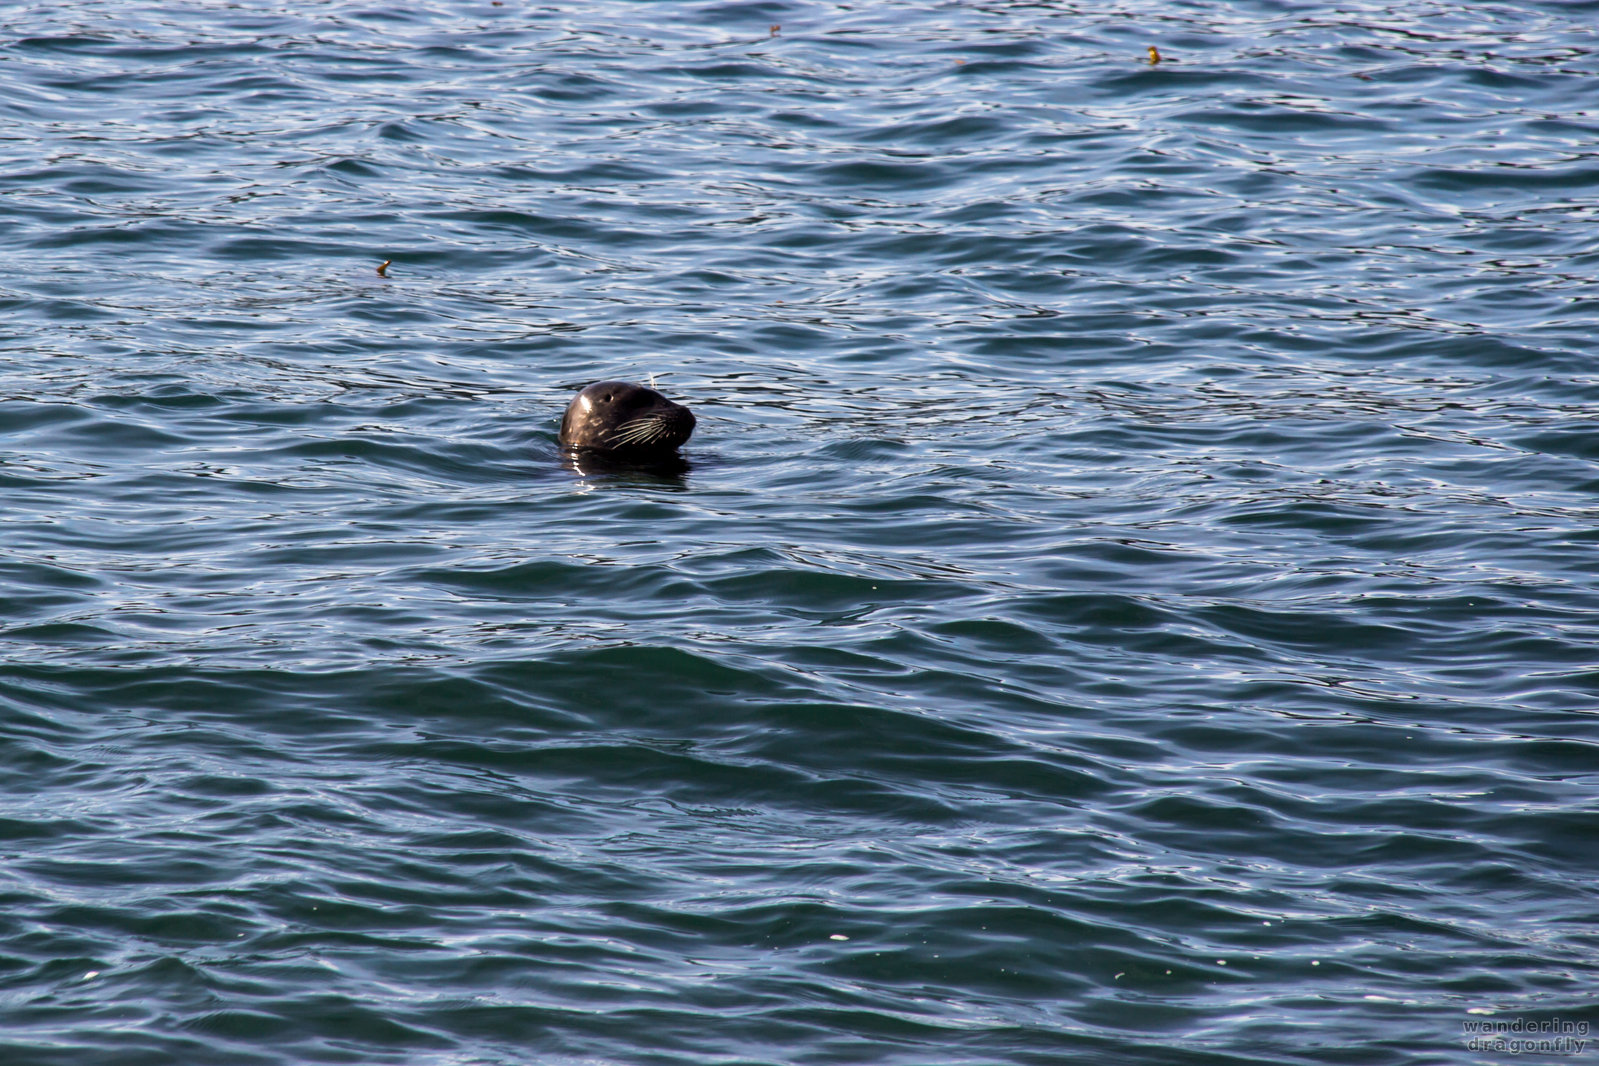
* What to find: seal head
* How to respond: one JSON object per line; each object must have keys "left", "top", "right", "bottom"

{"left": 558, "top": 381, "right": 695, "bottom": 459}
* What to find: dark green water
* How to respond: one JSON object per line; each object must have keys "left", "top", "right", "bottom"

{"left": 2, "top": 1, "right": 1597, "bottom": 1063}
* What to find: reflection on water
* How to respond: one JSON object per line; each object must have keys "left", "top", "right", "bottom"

{"left": 561, "top": 447, "right": 693, "bottom": 483}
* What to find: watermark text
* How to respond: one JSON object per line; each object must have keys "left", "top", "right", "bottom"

{"left": 1464, "top": 1017, "right": 1590, "bottom": 1056}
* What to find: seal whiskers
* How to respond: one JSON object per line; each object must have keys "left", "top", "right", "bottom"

{"left": 611, "top": 414, "right": 679, "bottom": 446}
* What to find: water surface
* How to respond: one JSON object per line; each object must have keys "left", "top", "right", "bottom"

{"left": 2, "top": 1, "right": 1597, "bottom": 1063}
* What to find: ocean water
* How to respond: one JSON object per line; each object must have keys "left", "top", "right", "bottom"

{"left": 2, "top": 0, "right": 1597, "bottom": 1062}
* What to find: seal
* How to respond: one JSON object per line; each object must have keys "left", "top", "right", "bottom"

{"left": 558, "top": 381, "right": 695, "bottom": 459}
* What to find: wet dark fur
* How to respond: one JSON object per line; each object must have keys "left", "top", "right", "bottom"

{"left": 558, "top": 381, "right": 695, "bottom": 459}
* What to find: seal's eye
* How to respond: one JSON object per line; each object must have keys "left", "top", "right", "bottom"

{"left": 604, "top": 393, "right": 614, "bottom": 402}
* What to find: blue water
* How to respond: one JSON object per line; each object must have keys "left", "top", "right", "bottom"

{"left": 2, "top": 1, "right": 1597, "bottom": 1062}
